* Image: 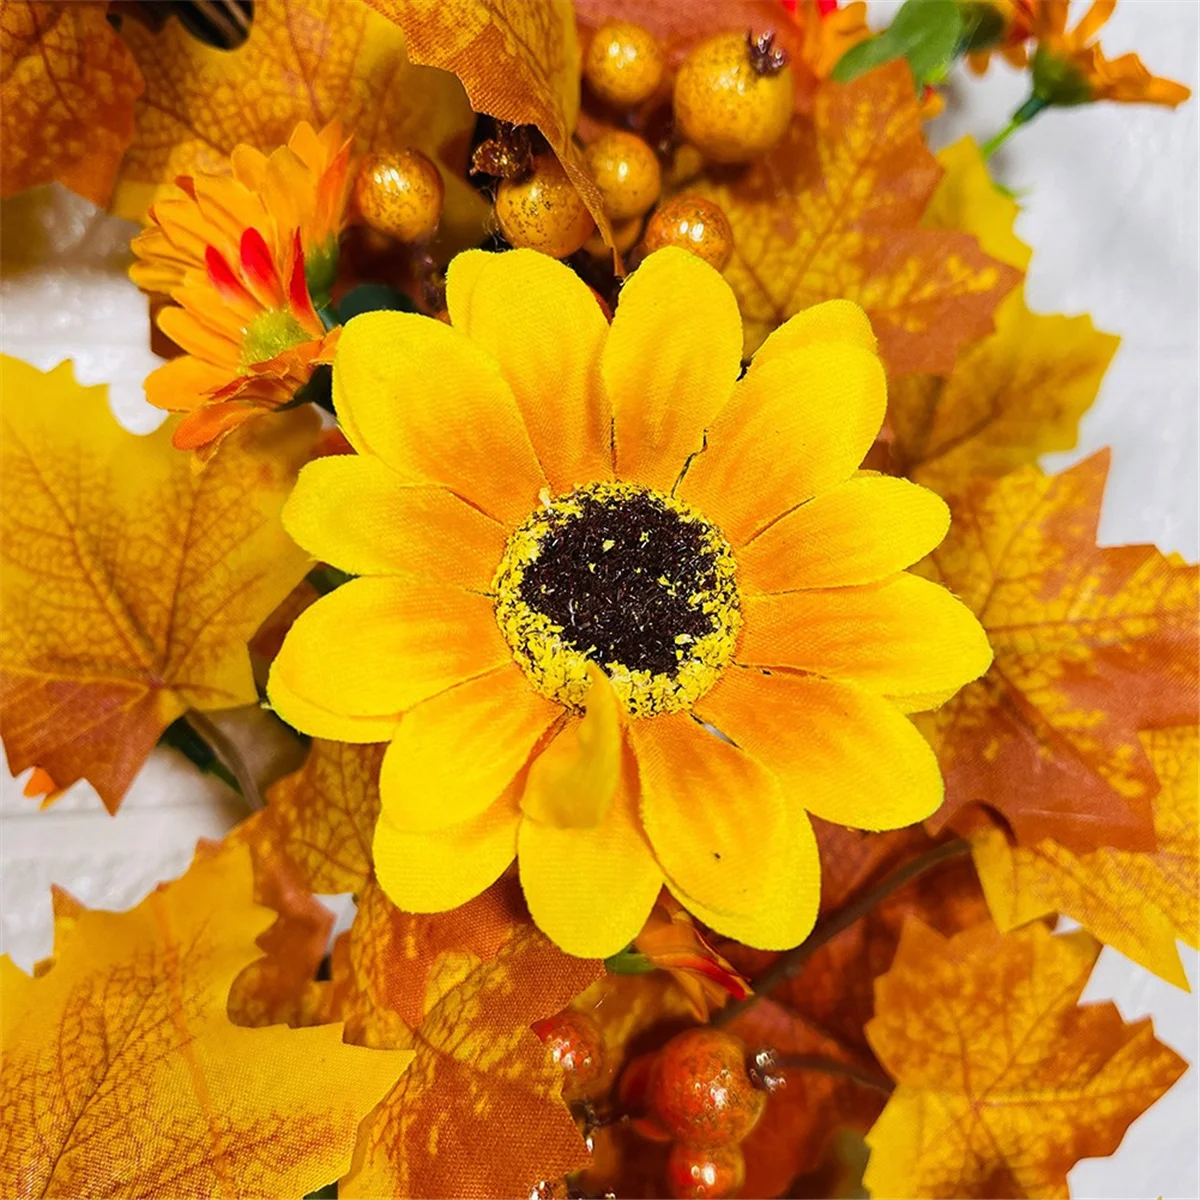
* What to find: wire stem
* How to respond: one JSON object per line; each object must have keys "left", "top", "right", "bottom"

{"left": 184, "top": 710, "right": 264, "bottom": 812}
{"left": 769, "top": 1053, "right": 894, "bottom": 1095}
{"left": 714, "top": 838, "right": 971, "bottom": 1027}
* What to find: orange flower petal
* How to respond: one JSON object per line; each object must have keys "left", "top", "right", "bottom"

{"left": 379, "top": 667, "right": 561, "bottom": 833}
{"left": 697, "top": 667, "right": 945, "bottom": 831}
{"left": 678, "top": 343, "right": 886, "bottom": 546}
{"left": 446, "top": 249, "right": 613, "bottom": 492}
{"left": 283, "top": 455, "right": 506, "bottom": 586}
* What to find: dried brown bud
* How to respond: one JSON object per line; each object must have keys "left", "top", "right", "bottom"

{"left": 747, "top": 29, "right": 789, "bottom": 77}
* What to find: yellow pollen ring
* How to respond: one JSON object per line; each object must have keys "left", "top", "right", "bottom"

{"left": 492, "top": 480, "right": 741, "bottom": 718}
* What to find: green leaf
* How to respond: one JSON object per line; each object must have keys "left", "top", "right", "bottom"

{"left": 336, "top": 283, "right": 418, "bottom": 323}
{"left": 832, "top": 0, "right": 964, "bottom": 88}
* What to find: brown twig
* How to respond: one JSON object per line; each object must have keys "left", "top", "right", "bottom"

{"left": 184, "top": 710, "right": 263, "bottom": 812}
{"left": 714, "top": 838, "right": 971, "bottom": 1026}
{"left": 766, "top": 1053, "right": 895, "bottom": 1095}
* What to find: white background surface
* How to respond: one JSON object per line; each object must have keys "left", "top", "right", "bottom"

{"left": 1, "top": 3, "right": 1197, "bottom": 1196}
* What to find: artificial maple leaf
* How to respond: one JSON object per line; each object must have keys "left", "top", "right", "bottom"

{"left": 0, "top": 357, "right": 315, "bottom": 812}
{"left": 687, "top": 62, "right": 1020, "bottom": 365}
{"left": 919, "top": 452, "right": 1199, "bottom": 854}
{"left": 335, "top": 878, "right": 604, "bottom": 1199}
{"left": 719, "top": 821, "right": 989, "bottom": 1198}
{"left": 259, "top": 738, "right": 384, "bottom": 895}
{"left": 972, "top": 726, "right": 1200, "bottom": 989}
{"left": 889, "top": 138, "right": 1119, "bottom": 495}
{"left": 864, "top": 920, "right": 1187, "bottom": 1199}
{"left": 201, "top": 815, "right": 334, "bottom": 1028}
{"left": 365, "top": 0, "right": 615, "bottom": 253}
{"left": 0, "top": 2, "right": 144, "bottom": 205}
{"left": 0, "top": 844, "right": 410, "bottom": 1200}
{"left": 113, "top": 0, "right": 485, "bottom": 245}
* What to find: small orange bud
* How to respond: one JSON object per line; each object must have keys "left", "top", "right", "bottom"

{"left": 355, "top": 149, "right": 444, "bottom": 243}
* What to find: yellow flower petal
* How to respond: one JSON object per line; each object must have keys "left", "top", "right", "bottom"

{"left": 283, "top": 455, "right": 506, "bottom": 586}
{"left": 446, "top": 248, "right": 612, "bottom": 492}
{"left": 630, "top": 714, "right": 810, "bottom": 942}
{"left": 518, "top": 744, "right": 662, "bottom": 958}
{"left": 269, "top": 577, "right": 509, "bottom": 727}
{"left": 697, "top": 667, "right": 945, "bottom": 830}
{"left": 740, "top": 574, "right": 993, "bottom": 695}
{"left": 740, "top": 475, "right": 950, "bottom": 592}
{"left": 678, "top": 343, "right": 886, "bottom": 546}
{"left": 379, "top": 666, "right": 560, "bottom": 833}
{"left": 665, "top": 805, "right": 820, "bottom": 950}
{"left": 332, "top": 311, "right": 547, "bottom": 525}
{"left": 267, "top": 669, "right": 399, "bottom": 744}
{"left": 603, "top": 247, "right": 742, "bottom": 490}
{"left": 144, "top": 354, "right": 231, "bottom": 413}
{"left": 521, "top": 667, "right": 622, "bottom": 828}
{"left": 747, "top": 299, "right": 877, "bottom": 371}
{"left": 373, "top": 790, "right": 520, "bottom": 912}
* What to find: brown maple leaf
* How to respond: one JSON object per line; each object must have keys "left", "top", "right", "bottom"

{"left": 0, "top": 358, "right": 316, "bottom": 812}
{"left": 865, "top": 920, "right": 1187, "bottom": 1198}
{"left": 0, "top": 845, "right": 409, "bottom": 1199}
{"left": 687, "top": 61, "right": 1021, "bottom": 366}
{"left": 0, "top": 2, "right": 144, "bottom": 205}
{"left": 918, "top": 451, "right": 1198, "bottom": 853}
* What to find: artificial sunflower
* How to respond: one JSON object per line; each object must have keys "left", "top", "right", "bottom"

{"left": 1029, "top": 0, "right": 1191, "bottom": 107}
{"left": 268, "top": 247, "right": 992, "bottom": 958}
{"left": 130, "top": 121, "right": 353, "bottom": 456}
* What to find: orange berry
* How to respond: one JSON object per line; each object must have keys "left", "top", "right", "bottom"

{"left": 494, "top": 153, "right": 595, "bottom": 258}
{"left": 584, "top": 20, "right": 665, "bottom": 109}
{"left": 673, "top": 31, "right": 793, "bottom": 163}
{"left": 532, "top": 1008, "right": 606, "bottom": 1101}
{"left": 649, "top": 1029, "right": 765, "bottom": 1148}
{"left": 585, "top": 214, "right": 643, "bottom": 259}
{"left": 643, "top": 196, "right": 734, "bottom": 271}
{"left": 585, "top": 130, "right": 662, "bottom": 221}
{"left": 666, "top": 1142, "right": 746, "bottom": 1200}
{"left": 354, "top": 149, "right": 444, "bottom": 243}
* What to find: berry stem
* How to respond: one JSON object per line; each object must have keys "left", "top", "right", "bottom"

{"left": 712, "top": 838, "right": 971, "bottom": 1027}
{"left": 766, "top": 1053, "right": 894, "bottom": 1095}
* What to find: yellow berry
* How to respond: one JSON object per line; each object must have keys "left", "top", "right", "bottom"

{"left": 584, "top": 19, "right": 665, "bottom": 109}
{"left": 673, "top": 31, "right": 794, "bottom": 164}
{"left": 584, "top": 213, "right": 643, "bottom": 259}
{"left": 354, "top": 149, "right": 444, "bottom": 243}
{"left": 643, "top": 195, "right": 734, "bottom": 271}
{"left": 584, "top": 131, "right": 662, "bottom": 221}
{"left": 494, "top": 154, "right": 595, "bottom": 258}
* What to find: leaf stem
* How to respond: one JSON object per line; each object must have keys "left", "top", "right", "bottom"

{"left": 184, "top": 710, "right": 264, "bottom": 812}
{"left": 767, "top": 1053, "right": 894, "bottom": 1095}
{"left": 981, "top": 93, "right": 1049, "bottom": 158}
{"left": 713, "top": 838, "right": 970, "bottom": 1027}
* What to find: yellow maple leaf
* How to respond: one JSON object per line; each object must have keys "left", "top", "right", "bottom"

{"left": 864, "top": 920, "right": 1187, "bottom": 1199}
{"left": 918, "top": 452, "right": 1199, "bottom": 854}
{"left": 0, "top": 357, "right": 315, "bottom": 812}
{"left": 972, "top": 727, "right": 1200, "bottom": 989}
{"left": 365, "top": 0, "right": 615, "bottom": 253}
{"left": 890, "top": 138, "right": 1119, "bottom": 494}
{"left": 687, "top": 62, "right": 1021, "bottom": 365}
{"left": 337, "top": 879, "right": 604, "bottom": 1198}
{"left": 0, "top": 2, "right": 144, "bottom": 205}
{"left": 113, "top": 0, "right": 485, "bottom": 245}
{"left": 0, "top": 844, "right": 410, "bottom": 1199}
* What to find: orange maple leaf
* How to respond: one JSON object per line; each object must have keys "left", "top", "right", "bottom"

{"left": 0, "top": 844, "right": 410, "bottom": 1199}
{"left": 888, "top": 138, "right": 1119, "bottom": 494}
{"left": 918, "top": 452, "right": 1199, "bottom": 853}
{"left": 864, "top": 920, "right": 1187, "bottom": 1198}
{"left": 687, "top": 61, "right": 1021, "bottom": 366}
{"left": 334, "top": 878, "right": 604, "bottom": 1198}
{"left": 0, "top": 2, "right": 144, "bottom": 205}
{"left": 0, "top": 358, "right": 315, "bottom": 812}
{"left": 365, "top": 0, "right": 616, "bottom": 253}
{"left": 112, "top": 0, "right": 485, "bottom": 245}
{"left": 972, "top": 726, "right": 1200, "bottom": 989}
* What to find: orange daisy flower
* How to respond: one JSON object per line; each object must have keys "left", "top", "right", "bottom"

{"left": 965, "top": 0, "right": 1036, "bottom": 75}
{"left": 1029, "top": 0, "right": 1191, "bottom": 107}
{"left": 788, "top": 0, "right": 872, "bottom": 84}
{"left": 130, "top": 122, "right": 354, "bottom": 457}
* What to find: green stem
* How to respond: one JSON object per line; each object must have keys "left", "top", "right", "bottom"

{"left": 981, "top": 93, "right": 1049, "bottom": 158}
{"left": 713, "top": 839, "right": 971, "bottom": 1028}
